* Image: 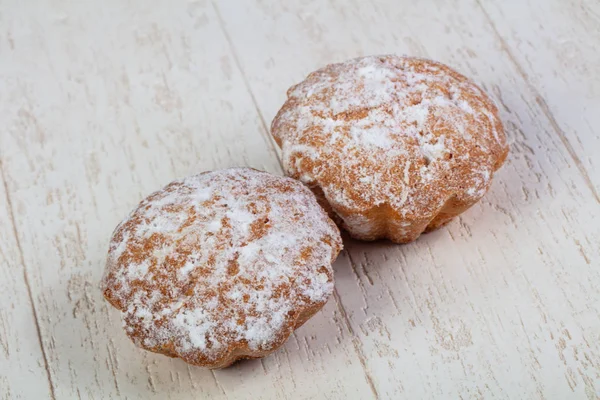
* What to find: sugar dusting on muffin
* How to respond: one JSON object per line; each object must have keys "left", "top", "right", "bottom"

{"left": 103, "top": 168, "right": 342, "bottom": 366}
{"left": 272, "top": 55, "right": 508, "bottom": 242}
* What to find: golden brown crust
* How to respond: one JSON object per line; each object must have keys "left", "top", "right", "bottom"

{"left": 272, "top": 55, "right": 509, "bottom": 243}
{"left": 102, "top": 168, "right": 342, "bottom": 368}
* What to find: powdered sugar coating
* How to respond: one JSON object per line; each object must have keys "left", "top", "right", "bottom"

{"left": 102, "top": 168, "right": 342, "bottom": 367}
{"left": 272, "top": 55, "right": 508, "bottom": 242}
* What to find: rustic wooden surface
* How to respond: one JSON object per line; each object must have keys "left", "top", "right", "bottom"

{"left": 1, "top": 0, "right": 599, "bottom": 399}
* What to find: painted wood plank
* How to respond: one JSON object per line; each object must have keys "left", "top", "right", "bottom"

{"left": 477, "top": 0, "right": 600, "bottom": 201}
{"left": 0, "top": 161, "right": 53, "bottom": 399}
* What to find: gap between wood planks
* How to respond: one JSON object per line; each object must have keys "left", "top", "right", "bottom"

{"left": 0, "top": 160, "right": 57, "bottom": 400}
{"left": 211, "top": 2, "right": 380, "bottom": 398}
{"left": 475, "top": 0, "right": 600, "bottom": 205}
{"left": 333, "top": 289, "right": 380, "bottom": 399}
{"left": 211, "top": 1, "right": 283, "bottom": 172}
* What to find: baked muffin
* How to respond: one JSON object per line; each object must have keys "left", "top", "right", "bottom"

{"left": 102, "top": 168, "right": 342, "bottom": 368}
{"left": 272, "top": 55, "right": 508, "bottom": 243}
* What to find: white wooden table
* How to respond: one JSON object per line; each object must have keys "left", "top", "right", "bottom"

{"left": 1, "top": 0, "right": 599, "bottom": 399}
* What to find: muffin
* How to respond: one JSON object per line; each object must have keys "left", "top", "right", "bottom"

{"left": 272, "top": 55, "right": 508, "bottom": 243}
{"left": 102, "top": 168, "right": 342, "bottom": 368}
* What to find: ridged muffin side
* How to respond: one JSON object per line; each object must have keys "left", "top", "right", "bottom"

{"left": 272, "top": 55, "right": 508, "bottom": 243}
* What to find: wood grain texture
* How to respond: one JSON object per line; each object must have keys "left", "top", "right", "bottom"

{"left": 477, "top": 0, "right": 600, "bottom": 201}
{"left": 0, "top": 161, "right": 54, "bottom": 400}
{"left": 0, "top": 0, "right": 599, "bottom": 399}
